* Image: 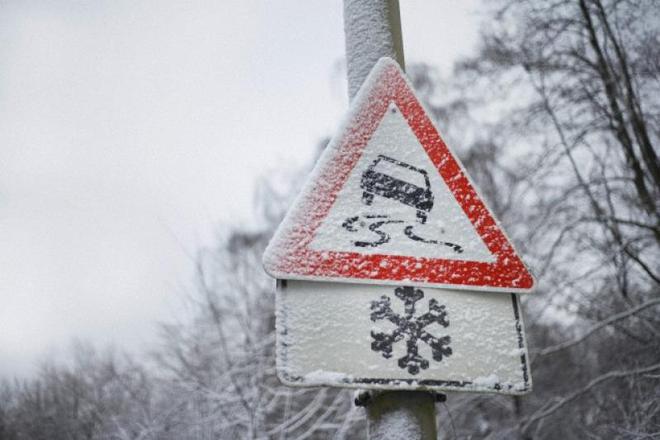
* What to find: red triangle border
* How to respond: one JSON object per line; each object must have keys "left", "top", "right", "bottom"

{"left": 264, "top": 58, "right": 534, "bottom": 293}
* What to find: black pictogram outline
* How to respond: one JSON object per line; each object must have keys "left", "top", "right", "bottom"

{"left": 370, "top": 286, "right": 452, "bottom": 375}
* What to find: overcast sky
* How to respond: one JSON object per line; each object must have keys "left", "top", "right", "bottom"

{"left": 0, "top": 0, "right": 479, "bottom": 377}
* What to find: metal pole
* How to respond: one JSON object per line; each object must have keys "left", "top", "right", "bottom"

{"left": 356, "top": 391, "right": 439, "bottom": 440}
{"left": 343, "top": 0, "right": 405, "bottom": 99}
{"left": 342, "top": 1, "right": 438, "bottom": 439}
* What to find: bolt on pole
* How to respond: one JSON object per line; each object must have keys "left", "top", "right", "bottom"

{"left": 342, "top": 1, "right": 438, "bottom": 439}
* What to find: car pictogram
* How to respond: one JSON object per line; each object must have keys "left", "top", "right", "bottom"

{"left": 360, "top": 155, "right": 434, "bottom": 224}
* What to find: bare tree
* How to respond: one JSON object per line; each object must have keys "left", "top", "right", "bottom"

{"left": 0, "top": 342, "right": 168, "bottom": 440}
{"left": 153, "top": 149, "right": 365, "bottom": 439}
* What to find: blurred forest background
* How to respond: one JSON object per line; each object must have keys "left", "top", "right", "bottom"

{"left": 1, "top": 0, "right": 659, "bottom": 438}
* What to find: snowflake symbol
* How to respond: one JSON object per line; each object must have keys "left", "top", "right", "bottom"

{"left": 370, "top": 286, "right": 452, "bottom": 375}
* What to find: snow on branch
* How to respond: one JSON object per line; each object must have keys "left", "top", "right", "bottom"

{"left": 534, "top": 298, "right": 660, "bottom": 357}
{"left": 521, "top": 362, "right": 660, "bottom": 434}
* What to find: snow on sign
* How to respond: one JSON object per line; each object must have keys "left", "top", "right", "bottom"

{"left": 263, "top": 57, "right": 534, "bottom": 293}
{"left": 276, "top": 280, "right": 531, "bottom": 394}
{"left": 265, "top": 58, "right": 533, "bottom": 394}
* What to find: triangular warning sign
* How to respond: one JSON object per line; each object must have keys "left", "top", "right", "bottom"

{"left": 264, "top": 58, "right": 534, "bottom": 293}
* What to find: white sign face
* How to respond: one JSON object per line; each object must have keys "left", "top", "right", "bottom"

{"left": 309, "top": 103, "right": 495, "bottom": 263}
{"left": 276, "top": 280, "right": 531, "bottom": 394}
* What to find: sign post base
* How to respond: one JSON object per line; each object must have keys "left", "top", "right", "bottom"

{"left": 365, "top": 391, "right": 437, "bottom": 440}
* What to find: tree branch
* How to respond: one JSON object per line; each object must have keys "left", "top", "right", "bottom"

{"left": 521, "top": 362, "right": 660, "bottom": 434}
{"left": 535, "top": 298, "right": 660, "bottom": 357}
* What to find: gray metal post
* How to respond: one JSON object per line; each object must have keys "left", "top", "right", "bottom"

{"left": 343, "top": 0, "right": 406, "bottom": 99}
{"left": 342, "top": 1, "right": 438, "bottom": 439}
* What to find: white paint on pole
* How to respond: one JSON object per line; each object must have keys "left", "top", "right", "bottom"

{"left": 276, "top": 280, "right": 531, "bottom": 395}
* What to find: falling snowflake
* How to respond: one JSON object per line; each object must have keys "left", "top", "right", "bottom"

{"left": 370, "top": 286, "right": 452, "bottom": 375}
